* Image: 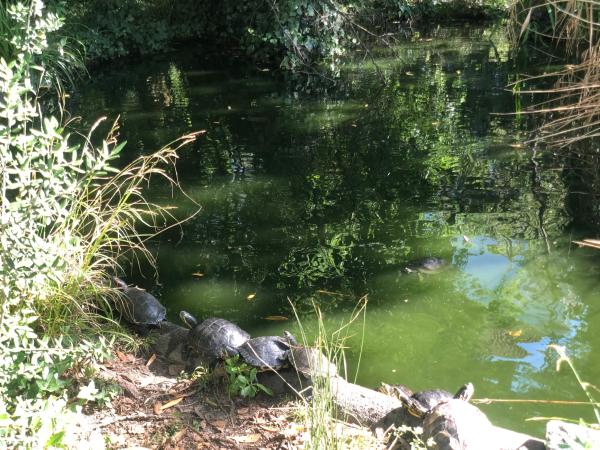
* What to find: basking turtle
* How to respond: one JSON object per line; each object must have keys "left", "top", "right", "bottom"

{"left": 179, "top": 310, "right": 250, "bottom": 363}
{"left": 238, "top": 331, "right": 297, "bottom": 370}
{"left": 113, "top": 277, "right": 166, "bottom": 333}
{"left": 379, "top": 382, "right": 474, "bottom": 419}
{"left": 403, "top": 257, "right": 449, "bottom": 274}
{"left": 288, "top": 346, "right": 338, "bottom": 378}
{"left": 421, "top": 398, "right": 493, "bottom": 450}
{"left": 378, "top": 382, "right": 414, "bottom": 398}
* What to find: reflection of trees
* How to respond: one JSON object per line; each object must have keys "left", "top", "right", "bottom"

{"left": 71, "top": 28, "right": 600, "bottom": 424}
{"left": 77, "top": 27, "right": 575, "bottom": 316}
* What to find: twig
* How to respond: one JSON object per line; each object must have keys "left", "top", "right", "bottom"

{"left": 473, "top": 398, "right": 600, "bottom": 405}
{"left": 98, "top": 413, "right": 169, "bottom": 427}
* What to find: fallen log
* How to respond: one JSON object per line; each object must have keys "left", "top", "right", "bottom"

{"left": 148, "top": 321, "right": 546, "bottom": 450}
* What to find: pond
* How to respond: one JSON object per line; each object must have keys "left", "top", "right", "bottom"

{"left": 73, "top": 24, "right": 600, "bottom": 436}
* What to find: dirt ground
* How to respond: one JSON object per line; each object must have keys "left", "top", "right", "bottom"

{"left": 84, "top": 351, "right": 306, "bottom": 449}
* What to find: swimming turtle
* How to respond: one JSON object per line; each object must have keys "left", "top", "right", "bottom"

{"left": 379, "top": 382, "right": 474, "bottom": 419}
{"left": 403, "top": 257, "right": 449, "bottom": 274}
{"left": 113, "top": 277, "right": 166, "bottom": 333}
{"left": 179, "top": 310, "right": 250, "bottom": 363}
{"left": 238, "top": 331, "right": 297, "bottom": 369}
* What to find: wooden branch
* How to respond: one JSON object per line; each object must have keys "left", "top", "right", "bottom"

{"left": 573, "top": 239, "right": 600, "bottom": 250}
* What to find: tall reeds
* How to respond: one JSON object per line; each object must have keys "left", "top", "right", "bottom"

{"left": 510, "top": 0, "right": 600, "bottom": 148}
{"left": 290, "top": 297, "right": 378, "bottom": 449}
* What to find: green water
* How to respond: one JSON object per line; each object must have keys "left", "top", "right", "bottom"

{"left": 75, "top": 25, "right": 600, "bottom": 437}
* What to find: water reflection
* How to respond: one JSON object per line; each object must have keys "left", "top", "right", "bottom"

{"left": 73, "top": 25, "right": 600, "bottom": 435}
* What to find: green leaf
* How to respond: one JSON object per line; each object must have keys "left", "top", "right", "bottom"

{"left": 240, "top": 385, "right": 256, "bottom": 398}
{"left": 46, "top": 431, "right": 65, "bottom": 447}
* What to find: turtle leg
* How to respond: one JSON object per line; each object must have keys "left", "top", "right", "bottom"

{"left": 223, "top": 345, "right": 241, "bottom": 359}
{"left": 131, "top": 323, "right": 150, "bottom": 336}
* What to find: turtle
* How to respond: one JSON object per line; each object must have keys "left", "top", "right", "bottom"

{"left": 237, "top": 331, "right": 297, "bottom": 370}
{"left": 288, "top": 346, "right": 338, "bottom": 378}
{"left": 113, "top": 277, "right": 166, "bottom": 333}
{"left": 403, "top": 257, "right": 449, "bottom": 274}
{"left": 179, "top": 310, "right": 250, "bottom": 363}
{"left": 421, "top": 398, "right": 494, "bottom": 450}
{"left": 379, "top": 382, "right": 474, "bottom": 419}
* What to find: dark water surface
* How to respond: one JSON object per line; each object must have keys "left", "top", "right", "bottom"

{"left": 74, "top": 25, "right": 600, "bottom": 436}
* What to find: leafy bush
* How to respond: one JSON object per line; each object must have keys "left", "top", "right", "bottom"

{"left": 0, "top": 1, "right": 197, "bottom": 445}
{"left": 63, "top": 0, "right": 508, "bottom": 75}
{"left": 65, "top": 0, "right": 211, "bottom": 61}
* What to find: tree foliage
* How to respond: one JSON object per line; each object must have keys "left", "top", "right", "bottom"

{"left": 64, "top": 0, "right": 506, "bottom": 73}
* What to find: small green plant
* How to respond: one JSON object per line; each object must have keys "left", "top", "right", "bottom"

{"left": 224, "top": 355, "right": 273, "bottom": 398}
{"left": 76, "top": 379, "right": 122, "bottom": 408}
{"left": 386, "top": 424, "right": 433, "bottom": 450}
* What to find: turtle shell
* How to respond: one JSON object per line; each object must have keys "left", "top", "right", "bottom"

{"left": 288, "top": 346, "right": 337, "bottom": 378}
{"left": 378, "top": 383, "right": 413, "bottom": 398}
{"left": 187, "top": 317, "right": 250, "bottom": 361}
{"left": 412, "top": 389, "right": 453, "bottom": 411}
{"left": 113, "top": 277, "right": 166, "bottom": 326}
{"left": 411, "top": 384, "right": 474, "bottom": 416}
{"left": 422, "top": 399, "right": 491, "bottom": 450}
{"left": 238, "top": 332, "right": 296, "bottom": 369}
{"left": 404, "top": 257, "right": 449, "bottom": 274}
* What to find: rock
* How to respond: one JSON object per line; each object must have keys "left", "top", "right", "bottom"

{"left": 546, "top": 420, "right": 600, "bottom": 450}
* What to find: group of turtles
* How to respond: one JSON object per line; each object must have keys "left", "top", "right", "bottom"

{"left": 178, "top": 311, "right": 297, "bottom": 369}
{"left": 113, "top": 277, "right": 302, "bottom": 371}
{"left": 113, "top": 276, "right": 475, "bottom": 426}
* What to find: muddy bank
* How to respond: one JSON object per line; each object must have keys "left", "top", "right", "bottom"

{"left": 86, "top": 352, "right": 297, "bottom": 449}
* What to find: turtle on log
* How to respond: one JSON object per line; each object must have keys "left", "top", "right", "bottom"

{"left": 179, "top": 310, "right": 250, "bottom": 364}
{"left": 379, "top": 382, "right": 474, "bottom": 419}
{"left": 238, "top": 331, "right": 297, "bottom": 370}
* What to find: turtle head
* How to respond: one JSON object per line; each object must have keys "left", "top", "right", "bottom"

{"left": 378, "top": 383, "right": 395, "bottom": 396}
{"left": 283, "top": 331, "right": 297, "bottom": 346}
{"left": 405, "top": 398, "right": 428, "bottom": 418}
{"left": 113, "top": 276, "right": 128, "bottom": 290}
{"left": 379, "top": 383, "right": 413, "bottom": 399}
{"left": 454, "top": 382, "right": 474, "bottom": 402}
{"left": 179, "top": 310, "right": 199, "bottom": 329}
